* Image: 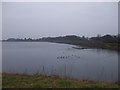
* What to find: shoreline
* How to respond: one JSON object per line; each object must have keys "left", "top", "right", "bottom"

{"left": 2, "top": 73, "right": 119, "bottom": 88}
{"left": 2, "top": 41, "right": 120, "bottom": 52}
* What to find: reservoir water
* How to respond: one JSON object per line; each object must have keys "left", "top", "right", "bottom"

{"left": 2, "top": 42, "right": 118, "bottom": 82}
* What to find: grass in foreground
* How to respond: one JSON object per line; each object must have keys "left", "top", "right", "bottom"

{"left": 2, "top": 73, "right": 119, "bottom": 88}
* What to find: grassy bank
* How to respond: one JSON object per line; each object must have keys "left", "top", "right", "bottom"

{"left": 2, "top": 73, "right": 119, "bottom": 88}
{"left": 53, "top": 41, "right": 119, "bottom": 51}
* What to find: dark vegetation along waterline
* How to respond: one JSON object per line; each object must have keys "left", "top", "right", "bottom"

{"left": 3, "top": 34, "right": 120, "bottom": 51}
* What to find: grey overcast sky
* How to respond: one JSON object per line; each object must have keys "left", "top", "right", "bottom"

{"left": 2, "top": 2, "right": 118, "bottom": 39}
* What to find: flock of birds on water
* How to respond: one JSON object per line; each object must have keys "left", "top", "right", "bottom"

{"left": 57, "top": 54, "right": 81, "bottom": 60}
{"left": 56, "top": 47, "right": 83, "bottom": 61}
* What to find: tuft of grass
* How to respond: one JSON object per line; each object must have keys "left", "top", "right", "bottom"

{"left": 2, "top": 73, "right": 119, "bottom": 88}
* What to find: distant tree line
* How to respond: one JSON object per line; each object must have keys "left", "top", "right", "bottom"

{"left": 3, "top": 34, "right": 120, "bottom": 43}
{"left": 90, "top": 34, "right": 119, "bottom": 43}
{"left": 3, "top": 34, "right": 120, "bottom": 51}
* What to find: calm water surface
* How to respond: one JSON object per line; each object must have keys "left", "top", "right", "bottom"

{"left": 2, "top": 42, "right": 118, "bottom": 82}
